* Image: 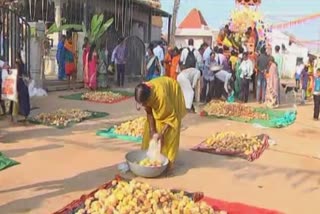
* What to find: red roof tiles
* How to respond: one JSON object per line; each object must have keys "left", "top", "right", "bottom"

{"left": 178, "top": 8, "right": 208, "bottom": 29}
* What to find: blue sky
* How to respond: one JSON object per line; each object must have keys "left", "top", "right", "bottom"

{"left": 160, "top": 0, "right": 320, "bottom": 41}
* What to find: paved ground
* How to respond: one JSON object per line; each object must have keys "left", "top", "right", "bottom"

{"left": 0, "top": 89, "right": 320, "bottom": 214}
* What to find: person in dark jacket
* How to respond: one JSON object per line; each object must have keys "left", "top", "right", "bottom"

{"left": 300, "top": 65, "right": 309, "bottom": 105}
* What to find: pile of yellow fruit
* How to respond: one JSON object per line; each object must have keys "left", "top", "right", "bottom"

{"left": 137, "top": 158, "right": 163, "bottom": 167}
{"left": 203, "top": 101, "right": 269, "bottom": 121}
{"left": 34, "top": 109, "right": 92, "bottom": 127}
{"left": 75, "top": 179, "right": 225, "bottom": 214}
{"left": 204, "top": 132, "right": 264, "bottom": 155}
{"left": 114, "top": 117, "right": 146, "bottom": 137}
{"left": 81, "top": 91, "right": 125, "bottom": 103}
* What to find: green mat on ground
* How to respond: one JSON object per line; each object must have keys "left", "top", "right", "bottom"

{"left": 29, "top": 111, "right": 109, "bottom": 129}
{"left": 202, "top": 108, "right": 297, "bottom": 128}
{"left": 60, "top": 90, "right": 134, "bottom": 101}
{"left": 96, "top": 127, "right": 142, "bottom": 143}
{"left": 0, "top": 152, "right": 19, "bottom": 171}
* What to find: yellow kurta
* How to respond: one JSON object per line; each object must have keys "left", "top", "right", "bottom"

{"left": 142, "top": 77, "right": 187, "bottom": 163}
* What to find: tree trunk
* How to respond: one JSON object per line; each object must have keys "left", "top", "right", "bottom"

{"left": 169, "top": 0, "right": 180, "bottom": 46}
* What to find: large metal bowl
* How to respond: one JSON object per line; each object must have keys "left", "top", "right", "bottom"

{"left": 125, "top": 150, "right": 169, "bottom": 178}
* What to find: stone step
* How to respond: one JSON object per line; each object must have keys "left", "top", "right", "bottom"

{"left": 44, "top": 80, "right": 84, "bottom": 92}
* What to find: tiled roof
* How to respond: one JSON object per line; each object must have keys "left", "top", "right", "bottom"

{"left": 178, "top": 8, "right": 208, "bottom": 29}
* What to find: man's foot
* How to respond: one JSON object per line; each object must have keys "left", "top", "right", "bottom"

{"left": 314, "top": 118, "right": 319, "bottom": 121}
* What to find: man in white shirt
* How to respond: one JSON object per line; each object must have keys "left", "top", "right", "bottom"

{"left": 214, "top": 69, "right": 233, "bottom": 99}
{"left": 180, "top": 39, "right": 202, "bottom": 70}
{"left": 239, "top": 52, "right": 254, "bottom": 103}
{"left": 177, "top": 67, "right": 201, "bottom": 112}
{"left": 153, "top": 41, "right": 165, "bottom": 76}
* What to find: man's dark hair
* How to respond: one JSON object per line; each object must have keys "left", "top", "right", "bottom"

{"left": 188, "top": 38, "right": 194, "bottom": 46}
{"left": 231, "top": 50, "right": 237, "bottom": 56}
{"left": 213, "top": 46, "right": 219, "bottom": 53}
{"left": 202, "top": 42, "right": 209, "bottom": 47}
{"left": 275, "top": 45, "right": 280, "bottom": 53}
{"left": 218, "top": 48, "right": 224, "bottom": 54}
{"left": 135, "top": 83, "right": 151, "bottom": 103}
{"left": 260, "top": 46, "right": 266, "bottom": 54}
{"left": 239, "top": 46, "right": 244, "bottom": 54}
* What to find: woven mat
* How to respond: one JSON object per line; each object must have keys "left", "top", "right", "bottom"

{"left": 0, "top": 152, "right": 19, "bottom": 171}
{"left": 29, "top": 111, "right": 109, "bottom": 129}
{"left": 200, "top": 108, "right": 296, "bottom": 128}
{"left": 60, "top": 90, "right": 133, "bottom": 104}
{"left": 191, "top": 134, "right": 270, "bottom": 162}
{"left": 96, "top": 127, "right": 142, "bottom": 143}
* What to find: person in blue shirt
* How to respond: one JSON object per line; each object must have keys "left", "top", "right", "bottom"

{"left": 56, "top": 35, "right": 66, "bottom": 80}
{"left": 313, "top": 68, "right": 320, "bottom": 120}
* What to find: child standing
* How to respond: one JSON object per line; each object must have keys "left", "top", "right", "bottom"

{"left": 300, "top": 66, "right": 308, "bottom": 104}
{"left": 313, "top": 68, "right": 320, "bottom": 120}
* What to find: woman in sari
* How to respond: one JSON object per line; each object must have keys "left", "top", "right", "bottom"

{"left": 64, "top": 36, "right": 77, "bottom": 90}
{"left": 265, "top": 56, "right": 279, "bottom": 108}
{"left": 82, "top": 37, "right": 90, "bottom": 88}
{"left": 134, "top": 77, "right": 187, "bottom": 170}
{"left": 164, "top": 47, "right": 172, "bottom": 77}
{"left": 9, "top": 53, "right": 30, "bottom": 122}
{"left": 86, "top": 44, "right": 98, "bottom": 90}
{"left": 169, "top": 47, "right": 180, "bottom": 80}
{"left": 56, "top": 35, "right": 66, "bottom": 80}
{"left": 145, "top": 44, "right": 161, "bottom": 81}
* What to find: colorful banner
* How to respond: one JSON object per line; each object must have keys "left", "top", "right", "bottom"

{"left": 272, "top": 13, "right": 320, "bottom": 29}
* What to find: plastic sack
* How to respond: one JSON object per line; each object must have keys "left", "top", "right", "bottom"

{"left": 28, "top": 80, "right": 48, "bottom": 97}
{"left": 1, "top": 69, "right": 18, "bottom": 102}
{"left": 146, "top": 134, "right": 162, "bottom": 161}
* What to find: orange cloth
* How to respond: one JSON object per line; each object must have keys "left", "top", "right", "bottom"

{"left": 169, "top": 55, "right": 180, "bottom": 80}
{"left": 164, "top": 53, "right": 172, "bottom": 76}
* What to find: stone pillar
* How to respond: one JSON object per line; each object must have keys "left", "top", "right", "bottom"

{"left": 29, "top": 22, "right": 46, "bottom": 88}
{"left": 54, "top": 0, "right": 62, "bottom": 27}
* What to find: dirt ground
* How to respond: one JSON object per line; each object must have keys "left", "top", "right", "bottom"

{"left": 0, "top": 89, "right": 320, "bottom": 214}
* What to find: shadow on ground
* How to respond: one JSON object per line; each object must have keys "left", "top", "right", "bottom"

{"left": 0, "top": 149, "right": 319, "bottom": 213}
{"left": 0, "top": 164, "right": 119, "bottom": 213}
{"left": 2, "top": 144, "right": 64, "bottom": 158}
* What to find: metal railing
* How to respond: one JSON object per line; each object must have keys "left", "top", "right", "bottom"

{"left": 0, "top": 6, "right": 30, "bottom": 77}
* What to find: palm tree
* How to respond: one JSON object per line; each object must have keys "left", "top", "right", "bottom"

{"left": 170, "top": 0, "right": 180, "bottom": 46}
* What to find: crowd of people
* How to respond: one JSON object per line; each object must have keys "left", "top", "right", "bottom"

{"left": 143, "top": 38, "right": 320, "bottom": 120}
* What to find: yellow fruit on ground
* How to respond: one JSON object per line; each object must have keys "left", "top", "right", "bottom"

{"left": 203, "top": 101, "right": 269, "bottom": 121}
{"left": 114, "top": 117, "right": 146, "bottom": 137}
{"left": 81, "top": 179, "right": 222, "bottom": 214}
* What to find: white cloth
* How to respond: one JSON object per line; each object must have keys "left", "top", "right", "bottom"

{"left": 177, "top": 68, "right": 201, "bottom": 109}
{"left": 0, "top": 60, "right": 4, "bottom": 68}
{"left": 215, "top": 70, "right": 232, "bottom": 93}
{"left": 203, "top": 57, "right": 215, "bottom": 81}
{"left": 239, "top": 59, "right": 254, "bottom": 79}
{"left": 180, "top": 46, "right": 202, "bottom": 66}
{"left": 203, "top": 47, "right": 212, "bottom": 62}
{"left": 153, "top": 45, "right": 165, "bottom": 76}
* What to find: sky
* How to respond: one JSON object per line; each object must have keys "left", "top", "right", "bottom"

{"left": 160, "top": 0, "right": 320, "bottom": 43}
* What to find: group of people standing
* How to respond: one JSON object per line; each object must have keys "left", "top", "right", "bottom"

{"left": 57, "top": 34, "right": 127, "bottom": 90}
